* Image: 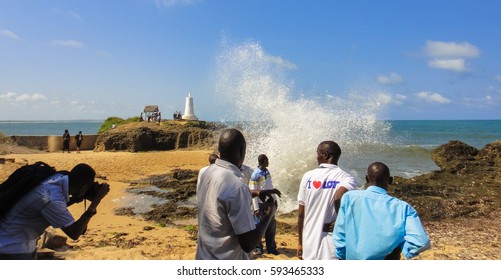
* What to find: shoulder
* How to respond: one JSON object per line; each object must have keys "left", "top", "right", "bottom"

{"left": 250, "top": 168, "right": 261, "bottom": 179}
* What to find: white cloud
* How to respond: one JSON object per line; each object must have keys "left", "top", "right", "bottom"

{"left": 0, "top": 92, "right": 48, "bottom": 102}
{"left": 16, "top": 94, "right": 31, "bottom": 101}
{"left": 428, "top": 59, "right": 467, "bottom": 72}
{"left": 461, "top": 95, "right": 497, "bottom": 108}
{"left": 423, "top": 40, "right": 480, "bottom": 58}
{"left": 32, "top": 93, "right": 48, "bottom": 101}
{"left": 393, "top": 94, "right": 407, "bottom": 105}
{"left": 377, "top": 72, "right": 403, "bottom": 85}
{"left": 375, "top": 93, "right": 407, "bottom": 106}
{"left": 416, "top": 91, "right": 451, "bottom": 104}
{"left": 51, "top": 40, "right": 85, "bottom": 48}
{"left": 0, "top": 29, "right": 20, "bottom": 40}
{"left": 0, "top": 92, "right": 17, "bottom": 99}
{"left": 422, "top": 40, "right": 480, "bottom": 73}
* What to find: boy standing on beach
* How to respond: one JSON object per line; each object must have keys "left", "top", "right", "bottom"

{"left": 249, "top": 154, "right": 279, "bottom": 256}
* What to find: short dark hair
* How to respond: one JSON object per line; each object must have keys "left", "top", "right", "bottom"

{"left": 70, "top": 163, "right": 96, "bottom": 186}
{"left": 258, "top": 154, "right": 268, "bottom": 164}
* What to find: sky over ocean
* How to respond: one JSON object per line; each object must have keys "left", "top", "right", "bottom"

{"left": 1, "top": 1, "right": 501, "bottom": 121}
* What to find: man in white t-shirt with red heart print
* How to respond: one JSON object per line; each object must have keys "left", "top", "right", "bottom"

{"left": 297, "top": 141, "right": 358, "bottom": 260}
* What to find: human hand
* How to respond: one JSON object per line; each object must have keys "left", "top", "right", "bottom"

{"left": 258, "top": 188, "right": 281, "bottom": 203}
{"left": 297, "top": 244, "right": 303, "bottom": 260}
{"left": 262, "top": 198, "right": 277, "bottom": 217}
{"left": 90, "top": 182, "right": 110, "bottom": 203}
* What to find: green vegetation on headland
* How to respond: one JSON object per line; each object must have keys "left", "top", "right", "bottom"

{"left": 97, "top": 117, "right": 224, "bottom": 134}
{"left": 97, "top": 117, "right": 140, "bottom": 134}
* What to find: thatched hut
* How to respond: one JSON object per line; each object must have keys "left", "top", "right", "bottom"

{"left": 143, "top": 105, "right": 160, "bottom": 122}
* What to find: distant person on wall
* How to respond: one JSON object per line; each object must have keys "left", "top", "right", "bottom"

{"left": 75, "top": 131, "right": 83, "bottom": 154}
{"left": 62, "top": 129, "right": 71, "bottom": 153}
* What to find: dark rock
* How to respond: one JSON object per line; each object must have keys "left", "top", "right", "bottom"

{"left": 477, "top": 141, "right": 501, "bottom": 167}
{"left": 390, "top": 141, "right": 501, "bottom": 222}
{"left": 94, "top": 122, "right": 217, "bottom": 152}
{"left": 431, "top": 140, "right": 478, "bottom": 173}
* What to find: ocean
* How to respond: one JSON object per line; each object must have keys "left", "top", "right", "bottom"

{"left": 0, "top": 120, "right": 104, "bottom": 136}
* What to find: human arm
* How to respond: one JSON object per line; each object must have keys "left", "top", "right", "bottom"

{"left": 248, "top": 175, "right": 261, "bottom": 213}
{"left": 237, "top": 197, "right": 277, "bottom": 253}
{"left": 297, "top": 204, "right": 305, "bottom": 259}
{"left": 401, "top": 205, "right": 431, "bottom": 259}
{"left": 334, "top": 186, "right": 349, "bottom": 214}
{"left": 61, "top": 183, "right": 110, "bottom": 240}
{"left": 332, "top": 198, "right": 347, "bottom": 260}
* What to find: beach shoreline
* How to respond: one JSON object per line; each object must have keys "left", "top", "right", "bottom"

{"left": 1, "top": 148, "right": 500, "bottom": 260}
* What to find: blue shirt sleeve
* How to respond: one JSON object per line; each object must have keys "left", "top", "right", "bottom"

{"left": 333, "top": 196, "right": 347, "bottom": 260}
{"left": 402, "top": 205, "right": 431, "bottom": 259}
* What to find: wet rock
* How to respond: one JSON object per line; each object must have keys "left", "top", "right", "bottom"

{"left": 391, "top": 141, "right": 501, "bottom": 222}
{"left": 431, "top": 140, "right": 478, "bottom": 173}
{"left": 477, "top": 141, "right": 501, "bottom": 167}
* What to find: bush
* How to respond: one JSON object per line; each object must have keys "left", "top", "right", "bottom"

{"left": 184, "top": 120, "right": 207, "bottom": 129}
{"left": 97, "top": 116, "right": 141, "bottom": 134}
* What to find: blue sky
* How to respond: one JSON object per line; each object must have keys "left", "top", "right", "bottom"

{"left": 1, "top": 0, "right": 500, "bottom": 121}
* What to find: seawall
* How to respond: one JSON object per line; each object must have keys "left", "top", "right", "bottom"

{"left": 12, "top": 135, "right": 99, "bottom": 152}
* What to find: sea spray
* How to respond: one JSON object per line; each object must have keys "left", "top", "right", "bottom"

{"left": 215, "top": 41, "right": 394, "bottom": 211}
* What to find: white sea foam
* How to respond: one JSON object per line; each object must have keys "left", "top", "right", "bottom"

{"left": 215, "top": 41, "right": 395, "bottom": 211}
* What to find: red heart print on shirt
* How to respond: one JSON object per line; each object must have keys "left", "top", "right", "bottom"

{"left": 312, "top": 181, "right": 322, "bottom": 189}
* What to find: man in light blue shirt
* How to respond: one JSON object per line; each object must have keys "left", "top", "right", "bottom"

{"left": 333, "top": 162, "right": 430, "bottom": 260}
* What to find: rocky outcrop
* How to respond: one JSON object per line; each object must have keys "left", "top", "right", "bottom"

{"left": 94, "top": 122, "right": 217, "bottom": 152}
{"left": 391, "top": 140, "right": 501, "bottom": 221}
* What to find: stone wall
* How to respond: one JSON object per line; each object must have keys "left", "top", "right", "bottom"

{"left": 13, "top": 135, "right": 99, "bottom": 152}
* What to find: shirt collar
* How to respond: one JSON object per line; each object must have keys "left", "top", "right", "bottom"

{"left": 318, "top": 163, "right": 338, "bottom": 169}
{"left": 215, "top": 158, "right": 243, "bottom": 176}
{"left": 366, "top": 186, "right": 388, "bottom": 194}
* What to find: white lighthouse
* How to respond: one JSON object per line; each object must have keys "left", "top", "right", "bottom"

{"left": 182, "top": 93, "right": 198, "bottom": 120}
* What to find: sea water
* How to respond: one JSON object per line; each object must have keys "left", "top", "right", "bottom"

{"left": 214, "top": 41, "right": 501, "bottom": 211}
{"left": 0, "top": 120, "right": 103, "bottom": 136}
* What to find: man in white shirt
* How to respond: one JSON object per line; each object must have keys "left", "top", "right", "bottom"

{"left": 197, "top": 153, "right": 219, "bottom": 185}
{"left": 196, "top": 129, "right": 281, "bottom": 260}
{"left": 297, "top": 141, "right": 357, "bottom": 260}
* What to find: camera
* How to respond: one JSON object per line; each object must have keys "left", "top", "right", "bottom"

{"left": 84, "top": 182, "right": 108, "bottom": 201}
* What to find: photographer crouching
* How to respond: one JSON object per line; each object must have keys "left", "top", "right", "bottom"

{"left": 0, "top": 163, "right": 110, "bottom": 260}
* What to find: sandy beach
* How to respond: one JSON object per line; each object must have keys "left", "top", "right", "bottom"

{"left": 1, "top": 148, "right": 500, "bottom": 260}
